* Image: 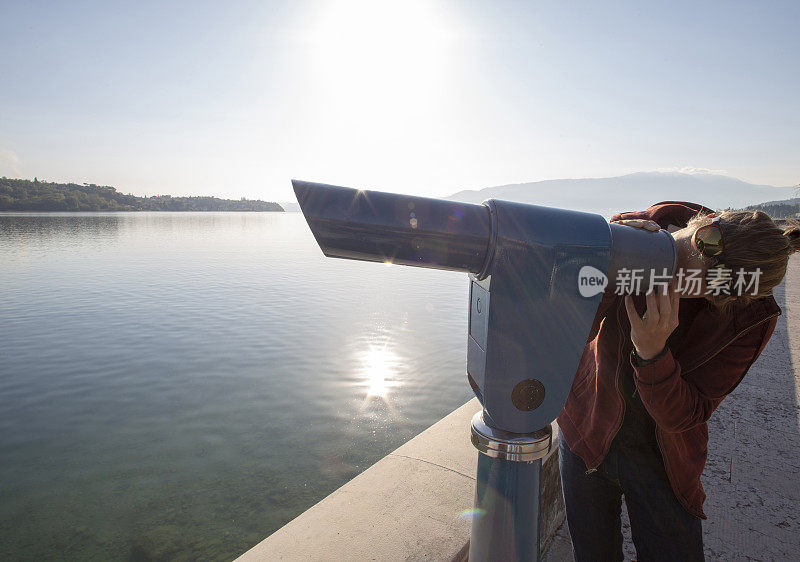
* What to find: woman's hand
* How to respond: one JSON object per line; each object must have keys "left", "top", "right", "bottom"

{"left": 624, "top": 281, "right": 680, "bottom": 360}
{"left": 611, "top": 218, "right": 661, "bottom": 232}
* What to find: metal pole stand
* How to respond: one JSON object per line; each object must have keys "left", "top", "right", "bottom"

{"left": 469, "top": 411, "right": 552, "bottom": 562}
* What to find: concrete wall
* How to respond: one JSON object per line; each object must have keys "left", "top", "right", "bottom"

{"left": 236, "top": 398, "right": 565, "bottom": 561}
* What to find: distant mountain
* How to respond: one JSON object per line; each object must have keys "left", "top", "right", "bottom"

{"left": 0, "top": 178, "right": 284, "bottom": 212}
{"left": 446, "top": 172, "right": 794, "bottom": 218}
{"left": 748, "top": 196, "right": 800, "bottom": 207}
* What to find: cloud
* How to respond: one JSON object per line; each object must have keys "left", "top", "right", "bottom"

{"left": 0, "top": 149, "right": 22, "bottom": 177}
{"left": 654, "top": 166, "right": 729, "bottom": 176}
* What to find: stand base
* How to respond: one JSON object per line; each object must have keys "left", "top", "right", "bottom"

{"left": 469, "top": 411, "right": 553, "bottom": 562}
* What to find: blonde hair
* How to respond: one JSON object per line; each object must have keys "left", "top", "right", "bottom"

{"left": 687, "top": 209, "right": 800, "bottom": 312}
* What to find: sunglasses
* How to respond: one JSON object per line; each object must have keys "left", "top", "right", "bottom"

{"left": 693, "top": 216, "right": 724, "bottom": 257}
{"left": 693, "top": 216, "right": 733, "bottom": 295}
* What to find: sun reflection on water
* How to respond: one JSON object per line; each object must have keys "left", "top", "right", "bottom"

{"left": 358, "top": 345, "right": 401, "bottom": 400}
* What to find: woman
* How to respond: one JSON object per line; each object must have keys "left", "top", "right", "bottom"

{"left": 556, "top": 201, "right": 800, "bottom": 561}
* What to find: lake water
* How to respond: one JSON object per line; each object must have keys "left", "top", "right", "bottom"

{"left": 0, "top": 212, "right": 473, "bottom": 561}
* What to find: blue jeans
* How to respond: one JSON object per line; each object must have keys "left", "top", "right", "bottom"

{"left": 558, "top": 432, "right": 704, "bottom": 562}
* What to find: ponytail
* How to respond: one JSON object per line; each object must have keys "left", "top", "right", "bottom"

{"left": 776, "top": 218, "right": 800, "bottom": 254}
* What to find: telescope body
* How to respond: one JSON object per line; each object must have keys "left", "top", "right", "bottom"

{"left": 293, "top": 180, "right": 676, "bottom": 432}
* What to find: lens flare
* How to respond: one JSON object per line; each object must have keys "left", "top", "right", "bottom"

{"left": 456, "top": 508, "right": 486, "bottom": 521}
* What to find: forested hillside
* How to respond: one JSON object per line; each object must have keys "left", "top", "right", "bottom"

{"left": 0, "top": 178, "right": 284, "bottom": 212}
{"left": 744, "top": 198, "right": 800, "bottom": 219}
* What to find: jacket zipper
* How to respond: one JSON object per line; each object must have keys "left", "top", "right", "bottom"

{"left": 686, "top": 310, "right": 780, "bottom": 373}
{"left": 586, "top": 298, "right": 627, "bottom": 475}
{"left": 654, "top": 310, "right": 780, "bottom": 516}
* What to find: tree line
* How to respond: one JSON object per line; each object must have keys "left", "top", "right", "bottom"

{"left": 744, "top": 200, "right": 800, "bottom": 219}
{"left": 0, "top": 178, "right": 284, "bottom": 212}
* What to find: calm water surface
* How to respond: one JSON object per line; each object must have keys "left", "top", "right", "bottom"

{"left": 0, "top": 212, "right": 472, "bottom": 561}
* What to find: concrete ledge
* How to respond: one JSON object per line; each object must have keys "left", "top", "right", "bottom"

{"left": 237, "top": 398, "right": 565, "bottom": 561}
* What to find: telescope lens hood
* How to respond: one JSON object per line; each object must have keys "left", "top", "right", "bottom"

{"left": 293, "top": 180, "right": 492, "bottom": 273}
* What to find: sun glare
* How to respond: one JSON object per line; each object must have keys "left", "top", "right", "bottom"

{"left": 306, "top": 1, "right": 456, "bottom": 123}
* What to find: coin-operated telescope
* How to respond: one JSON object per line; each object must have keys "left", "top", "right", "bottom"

{"left": 293, "top": 180, "right": 675, "bottom": 562}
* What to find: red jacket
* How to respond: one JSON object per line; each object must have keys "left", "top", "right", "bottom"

{"left": 557, "top": 201, "right": 781, "bottom": 518}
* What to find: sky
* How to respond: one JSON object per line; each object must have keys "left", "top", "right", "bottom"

{"left": 1, "top": 0, "right": 798, "bottom": 201}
